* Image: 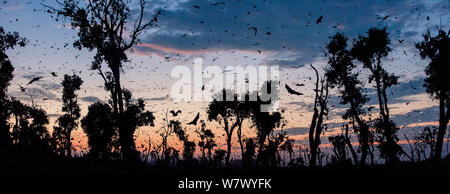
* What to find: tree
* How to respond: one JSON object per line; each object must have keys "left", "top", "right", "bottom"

{"left": 182, "top": 140, "right": 196, "bottom": 163}
{"left": 307, "top": 64, "right": 329, "bottom": 166}
{"left": 207, "top": 89, "right": 249, "bottom": 166}
{"left": 120, "top": 89, "right": 155, "bottom": 160}
{"left": 81, "top": 102, "right": 115, "bottom": 159}
{"left": 53, "top": 74, "right": 83, "bottom": 157}
{"left": 213, "top": 149, "right": 226, "bottom": 167}
{"left": 195, "top": 120, "right": 216, "bottom": 163}
{"left": 8, "top": 100, "right": 53, "bottom": 152}
{"left": 328, "top": 124, "right": 358, "bottom": 165}
{"left": 0, "top": 27, "right": 26, "bottom": 150}
{"left": 242, "top": 138, "right": 256, "bottom": 166}
{"left": 46, "top": 0, "right": 161, "bottom": 161}
{"left": 158, "top": 111, "right": 178, "bottom": 162}
{"left": 415, "top": 28, "right": 450, "bottom": 159}
{"left": 246, "top": 81, "right": 284, "bottom": 166}
{"left": 325, "top": 33, "right": 369, "bottom": 165}
{"left": 351, "top": 27, "right": 401, "bottom": 164}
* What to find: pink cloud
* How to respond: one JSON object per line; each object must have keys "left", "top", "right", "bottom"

{"left": 136, "top": 43, "right": 207, "bottom": 55}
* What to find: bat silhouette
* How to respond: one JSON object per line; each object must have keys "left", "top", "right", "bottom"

{"left": 170, "top": 110, "right": 182, "bottom": 117}
{"left": 285, "top": 84, "right": 303, "bottom": 95}
{"left": 316, "top": 16, "right": 323, "bottom": 24}
{"left": 187, "top": 113, "right": 200, "bottom": 125}
{"left": 18, "top": 85, "right": 26, "bottom": 92}
{"left": 248, "top": 27, "right": 257, "bottom": 35}
{"left": 27, "top": 76, "right": 43, "bottom": 85}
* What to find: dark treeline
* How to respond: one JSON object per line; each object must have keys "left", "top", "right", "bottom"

{"left": 0, "top": 0, "right": 449, "bottom": 172}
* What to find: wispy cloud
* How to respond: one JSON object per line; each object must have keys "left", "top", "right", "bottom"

{"left": 136, "top": 0, "right": 449, "bottom": 66}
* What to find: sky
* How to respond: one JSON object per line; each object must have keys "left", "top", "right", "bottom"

{"left": 1, "top": 0, "right": 449, "bottom": 159}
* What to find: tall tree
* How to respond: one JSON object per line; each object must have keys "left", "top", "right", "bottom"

{"left": 46, "top": 0, "right": 161, "bottom": 160}
{"left": 351, "top": 27, "right": 401, "bottom": 164}
{"left": 207, "top": 89, "right": 243, "bottom": 166}
{"left": 325, "top": 33, "right": 369, "bottom": 165}
{"left": 120, "top": 89, "right": 155, "bottom": 160}
{"left": 0, "top": 27, "right": 26, "bottom": 151}
{"left": 53, "top": 74, "right": 83, "bottom": 157}
{"left": 81, "top": 102, "right": 115, "bottom": 159}
{"left": 416, "top": 28, "right": 450, "bottom": 159}
{"left": 308, "top": 64, "right": 329, "bottom": 166}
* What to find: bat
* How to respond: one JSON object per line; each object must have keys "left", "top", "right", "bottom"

{"left": 285, "top": 84, "right": 303, "bottom": 95}
{"left": 27, "top": 76, "right": 43, "bottom": 85}
{"left": 187, "top": 112, "right": 200, "bottom": 125}
{"left": 316, "top": 16, "right": 323, "bottom": 24}
{"left": 170, "top": 110, "right": 182, "bottom": 117}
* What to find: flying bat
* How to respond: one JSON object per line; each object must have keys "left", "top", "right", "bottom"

{"left": 248, "top": 27, "right": 258, "bottom": 35}
{"left": 170, "top": 110, "right": 182, "bottom": 117}
{"left": 316, "top": 16, "right": 323, "bottom": 24}
{"left": 27, "top": 76, "right": 43, "bottom": 85}
{"left": 18, "top": 85, "right": 26, "bottom": 92}
{"left": 285, "top": 84, "right": 303, "bottom": 95}
{"left": 187, "top": 112, "right": 200, "bottom": 125}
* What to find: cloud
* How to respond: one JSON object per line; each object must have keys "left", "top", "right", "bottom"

{"left": 145, "top": 96, "right": 169, "bottom": 101}
{"left": 136, "top": 0, "right": 449, "bottom": 66}
{"left": 79, "top": 96, "right": 102, "bottom": 103}
{"left": 2, "top": 2, "right": 24, "bottom": 11}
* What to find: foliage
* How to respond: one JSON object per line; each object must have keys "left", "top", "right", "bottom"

{"left": 416, "top": 28, "right": 450, "bottom": 159}
{"left": 81, "top": 102, "right": 115, "bottom": 159}
{"left": 53, "top": 74, "right": 83, "bottom": 157}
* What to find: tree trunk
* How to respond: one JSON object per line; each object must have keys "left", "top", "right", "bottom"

{"left": 223, "top": 118, "right": 231, "bottom": 166}
{"left": 354, "top": 114, "right": 369, "bottom": 166}
{"left": 236, "top": 121, "right": 244, "bottom": 160}
{"left": 226, "top": 133, "right": 232, "bottom": 166}
{"left": 344, "top": 124, "right": 359, "bottom": 165}
{"left": 435, "top": 97, "right": 449, "bottom": 159}
{"left": 111, "top": 61, "right": 129, "bottom": 161}
{"left": 67, "top": 130, "right": 72, "bottom": 158}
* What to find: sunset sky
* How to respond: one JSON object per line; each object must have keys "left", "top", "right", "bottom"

{"left": 1, "top": 0, "right": 449, "bottom": 159}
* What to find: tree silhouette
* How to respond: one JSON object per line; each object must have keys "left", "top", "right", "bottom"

{"left": 325, "top": 33, "right": 369, "bottom": 165}
{"left": 81, "top": 102, "right": 115, "bottom": 159}
{"left": 46, "top": 0, "right": 161, "bottom": 161}
{"left": 328, "top": 124, "right": 357, "bottom": 165}
{"left": 8, "top": 100, "right": 53, "bottom": 153}
{"left": 120, "top": 89, "right": 155, "bottom": 161}
{"left": 182, "top": 140, "right": 196, "bottom": 163}
{"left": 280, "top": 137, "right": 296, "bottom": 166}
{"left": 242, "top": 138, "right": 256, "bottom": 166}
{"left": 307, "top": 64, "right": 329, "bottom": 166}
{"left": 244, "top": 81, "right": 284, "bottom": 166}
{"left": 207, "top": 89, "right": 247, "bottom": 166}
{"left": 352, "top": 27, "right": 401, "bottom": 164}
{"left": 158, "top": 111, "right": 178, "bottom": 162}
{"left": 235, "top": 98, "right": 252, "bottom": 162}
{"left": 53, "top": 74, "right": 83, "bottom": 158}
{"left": 0, "top": 27, "right": 26, "bottom": 151}
{"left": 328, "top": 135, "right": 347, "bottom": 164}
{"left": 195, "top": 120, "right": 216, "bottom": 163}
{"left": 415, "top": 28, "right": 450, "bottom": 159}
{"left": 257, "top": 132, "right": 288, "bottom": 167}
{"left": 213, "top": 149, "right": 226, "bottom": 167}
